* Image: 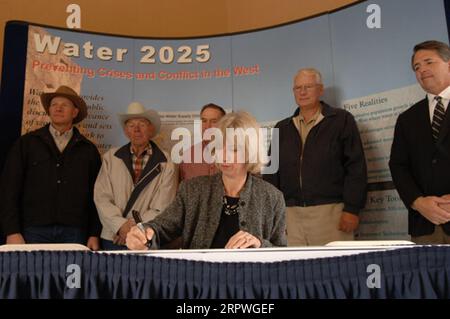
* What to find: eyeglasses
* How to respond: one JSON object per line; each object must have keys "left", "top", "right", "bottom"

{"left": 293, "top": 84, "right": 319, "bottom": 92}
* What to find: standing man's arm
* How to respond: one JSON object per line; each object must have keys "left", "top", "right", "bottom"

{"left": 389, "top": 117, "right": 450, "bottom": 225}
{"left": 0, "top": 139, "right": 26, "bottom": 244}
{"left": 94, "top": 153, "right": 130, "bottom": 242}
{"left": 262, "top": 123, "right": 281, "bottom": 189}
{"left": 86, "top": 147, "right": 102, "bottom": 250}
{"left": 339, "top": 113, "right": 368, "bottom": 232}
{"left": 389, "top": 117, "right": 423, "bottom": 206}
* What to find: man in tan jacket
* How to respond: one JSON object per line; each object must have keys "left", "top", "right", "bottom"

{"left": 94, "top": 102, "right": 178, "bottom": 250}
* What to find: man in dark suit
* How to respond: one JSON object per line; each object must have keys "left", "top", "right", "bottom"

{"left": 389, "top": 40, "right": 450, "bottom": 244}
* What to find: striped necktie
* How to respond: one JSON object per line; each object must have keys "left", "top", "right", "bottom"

{"left": 431, "top": 96, "right": 446, "bottom": 142}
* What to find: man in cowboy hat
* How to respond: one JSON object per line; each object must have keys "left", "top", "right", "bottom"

{"left": 0, "top": 85, "right": 102, "bottom": 249}
{"left": 94, "top": 102, "right": 177, "bottom": 250}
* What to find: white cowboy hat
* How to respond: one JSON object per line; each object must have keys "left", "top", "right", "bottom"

{"left": 118, "top": 102, "right": 161, "bottom": 136}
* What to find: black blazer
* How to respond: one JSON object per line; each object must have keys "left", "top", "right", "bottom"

{"left": 0, "top": 125, "right": 102, "bottom": 237}
{"left": 389, "top": 97, "right": 450, "bottom": 236}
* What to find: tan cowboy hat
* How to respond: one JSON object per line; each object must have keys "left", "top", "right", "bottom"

{"left": 118, "top": 102, "right": 161, "bottom": 136}
{"left": 40, "top": 86, "right": 87, "bottom": 124}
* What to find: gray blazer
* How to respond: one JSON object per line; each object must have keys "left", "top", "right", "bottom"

{"left": 146, "top": 173, "right": 287, "bottom": 249}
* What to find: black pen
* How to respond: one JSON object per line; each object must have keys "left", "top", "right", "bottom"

{"left": 132, "top": 210, "right": 153, "bottom": 248}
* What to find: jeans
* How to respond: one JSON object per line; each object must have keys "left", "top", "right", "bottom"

{"left": 23, "top": 225, "right": 86, "bottom": 245}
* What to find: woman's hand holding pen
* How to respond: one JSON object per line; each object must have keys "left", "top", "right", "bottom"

{"left": 126, "top": 225, "right": 155, "bottom": 250}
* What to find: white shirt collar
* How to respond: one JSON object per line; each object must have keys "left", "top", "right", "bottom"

{"left": 49, "top": 124, "right": 73, "bottom": 138}
{"left": 427, "top": 86, "right": 450, "bottom": 102}
{"left": 427, "top": 86, "right": 450, "bottom": 123}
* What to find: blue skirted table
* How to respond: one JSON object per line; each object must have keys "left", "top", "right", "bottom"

{"left": 0, "top": 245, "right": 449, "bottom": 299}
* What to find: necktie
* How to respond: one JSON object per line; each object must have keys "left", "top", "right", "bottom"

{"left": 431, "top": 96, "right": 446, "bottom": 142}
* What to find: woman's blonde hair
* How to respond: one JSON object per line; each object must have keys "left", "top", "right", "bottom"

{"left": 215, "top": 111, "right": 265, "bottom": 174}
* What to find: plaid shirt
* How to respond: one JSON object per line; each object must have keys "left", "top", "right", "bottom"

{"left": 130, "top": 144, "right": 152, "bottom": 184}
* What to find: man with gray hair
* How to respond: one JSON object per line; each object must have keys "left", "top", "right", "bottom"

{"left": 94, "top": 102, "right": 178, "bottom": 250}
{"left": 264, "top": 68, "right": 367, "bottom": 246}
{"left": 390, "top": 40, "right": 450, "bottom": 244}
